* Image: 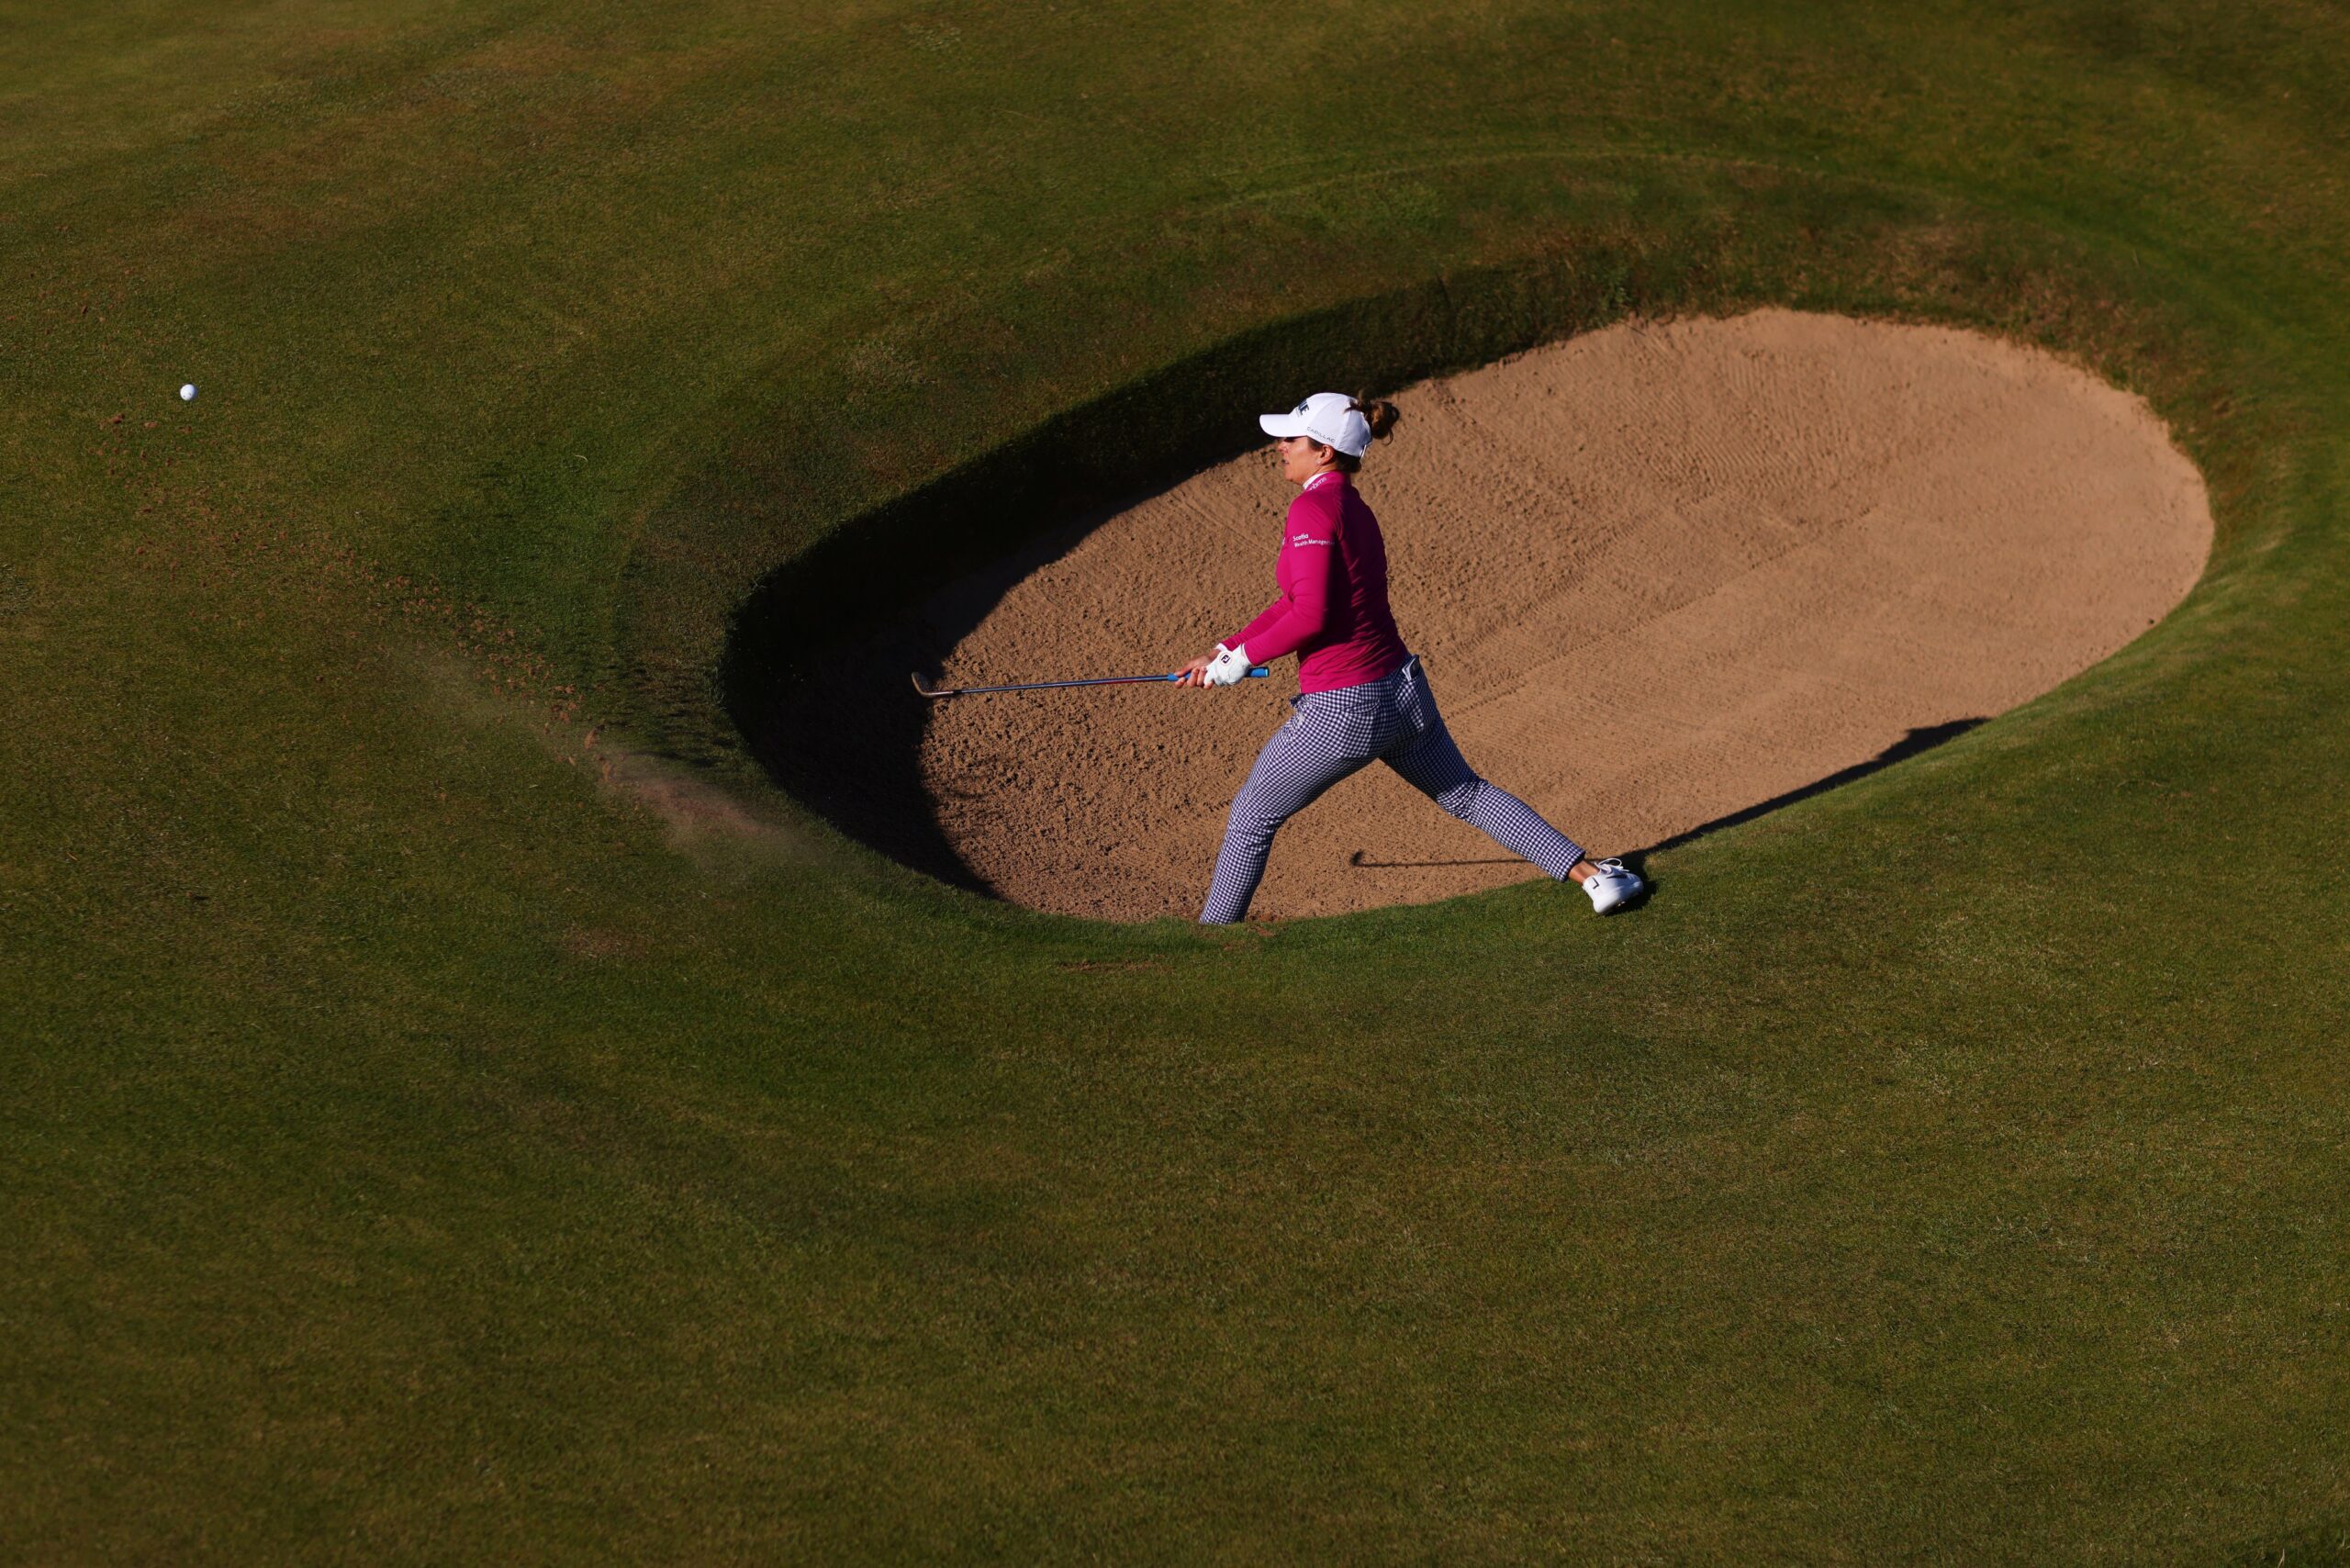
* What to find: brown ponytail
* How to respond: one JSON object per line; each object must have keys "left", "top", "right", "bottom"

{"left": 1333, "top": 394, "right": 1401, "bottom": 472}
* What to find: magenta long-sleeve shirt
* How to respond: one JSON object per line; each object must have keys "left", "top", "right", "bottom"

{"left": 1227, "top": 471, "right": 1409, "bottom": 694}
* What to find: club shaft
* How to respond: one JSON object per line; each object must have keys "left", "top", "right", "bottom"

{"left": 927, "top": 667, "right": 1270, "bottom": 696}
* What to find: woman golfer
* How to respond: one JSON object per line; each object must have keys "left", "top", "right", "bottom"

{"left": 1177, "top": 391, "right": 1643, "bottom": 924}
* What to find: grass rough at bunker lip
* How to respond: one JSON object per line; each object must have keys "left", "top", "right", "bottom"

{"left": 6, "top": 2, "right": 2350, "bottom": 1561}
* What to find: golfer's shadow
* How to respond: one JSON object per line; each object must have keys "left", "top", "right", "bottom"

{"left": 1348, "top": 718, "right": 1986, "bottom": 899}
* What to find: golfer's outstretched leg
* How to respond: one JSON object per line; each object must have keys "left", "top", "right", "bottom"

{"left": 1201, "top": 711, "right": 1373, "bottom": 924}
{"left": 1382, "top": 676, "right": 1586, "bottom": 879}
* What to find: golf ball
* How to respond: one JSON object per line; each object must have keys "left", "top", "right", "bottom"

{"left": 179, "top": 384, "right": 196, "bottom": 401}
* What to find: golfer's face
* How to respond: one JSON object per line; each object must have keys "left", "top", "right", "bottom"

{"left": 1274, "top": 433, "right": 1326, "bottom": 485}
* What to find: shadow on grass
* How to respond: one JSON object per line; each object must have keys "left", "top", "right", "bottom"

{"left": 1345, "top": 718, "right": 1987, "bottom": 903}
{"left": 1639, "top": 716, "right": 1986, "bottom": 857}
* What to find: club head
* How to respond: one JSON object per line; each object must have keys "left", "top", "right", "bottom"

{"left": 910, "top": 672, "right": 950, "bottom": 699}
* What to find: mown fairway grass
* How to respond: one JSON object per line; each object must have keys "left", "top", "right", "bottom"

{"left": 6, "top": 3, "right": 2349, "bottom": 1560}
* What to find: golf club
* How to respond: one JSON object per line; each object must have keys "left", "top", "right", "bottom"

{"left": 912, "top": 666, "right": 1272, "bottom": 699}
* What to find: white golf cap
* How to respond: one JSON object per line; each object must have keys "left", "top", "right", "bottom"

{"left": 1259, "top": 392, "right": 1372, "bottom": 458}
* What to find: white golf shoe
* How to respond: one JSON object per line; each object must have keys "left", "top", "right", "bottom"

{"left": 1581, "top": 858, "right": 1643, "bottom": 915}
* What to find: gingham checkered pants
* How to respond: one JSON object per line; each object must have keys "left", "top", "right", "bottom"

{"left": 1200, "top": 655, "right": 1585, "bottom": 924}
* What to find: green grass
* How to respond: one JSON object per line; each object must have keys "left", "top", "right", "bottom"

{"left": 7, "top": 1, "right": 2350, "bottom": 1560}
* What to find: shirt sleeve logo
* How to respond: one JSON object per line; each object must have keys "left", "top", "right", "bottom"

{"left": 1290, "top": 532, "right": 1333, "bottom": 547}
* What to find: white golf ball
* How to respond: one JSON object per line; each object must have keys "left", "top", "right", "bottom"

{"left": 179, "top": 384, "right": 196, "bottom": 401}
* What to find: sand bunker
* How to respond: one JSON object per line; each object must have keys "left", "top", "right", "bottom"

{"left": 906, "top": 309, "right": 2210, "bottom": 921}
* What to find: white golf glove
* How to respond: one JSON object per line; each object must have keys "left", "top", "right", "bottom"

{"left": 1203, "top": 643, "right": 1252, "bottom": 688}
